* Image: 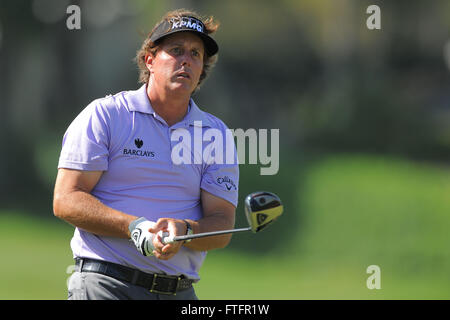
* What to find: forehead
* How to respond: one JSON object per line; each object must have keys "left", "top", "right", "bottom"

{"left": 161, "top": 32, "right": 205, "bottom": 49}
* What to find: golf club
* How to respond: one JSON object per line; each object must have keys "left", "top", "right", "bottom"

{"left": 160, "top": 191, "right": 283, "bottom": 244}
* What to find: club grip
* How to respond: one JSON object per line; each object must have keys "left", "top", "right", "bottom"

{"left": 158, "top": 231, "right": 176, "bottom": 244}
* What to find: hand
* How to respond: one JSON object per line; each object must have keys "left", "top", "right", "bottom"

{"left": 129, "top": 219, "right": 156, "bottom": 256}
{"left": 149, "top": 218, "right": 187, "bottom": 260}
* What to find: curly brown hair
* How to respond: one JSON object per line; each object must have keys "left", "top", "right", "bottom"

{"left": 135, "top": 9, "right": 220, "bottom": 92}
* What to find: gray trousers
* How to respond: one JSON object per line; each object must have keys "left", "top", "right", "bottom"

{"left": 68, "top": 271, "right": 198, "bottom": 300}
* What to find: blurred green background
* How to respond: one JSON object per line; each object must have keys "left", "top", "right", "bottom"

{"left": 1, "top": 0, "right": 450, "bottom": 299}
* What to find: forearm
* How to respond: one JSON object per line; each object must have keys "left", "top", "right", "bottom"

{"left": 183, "top": 212, "right": 235, "bottom": 251}
{"left": 53, "top": 189, "right": 136, "bottom": 238}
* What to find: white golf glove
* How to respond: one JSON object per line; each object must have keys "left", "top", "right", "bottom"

{"left": 129, "top": 217, "right": 156, "bottom": 256}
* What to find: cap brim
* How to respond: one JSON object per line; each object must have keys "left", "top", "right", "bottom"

{"left": 152, "top": 29, "right": 218, "bottom": 56}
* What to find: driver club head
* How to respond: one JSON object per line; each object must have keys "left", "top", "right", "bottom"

{"left": 244, "top": 191, "right": 283, "bottom": 233}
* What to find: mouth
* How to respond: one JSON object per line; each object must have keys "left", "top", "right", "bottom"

{"left": 175, "top": 71, "right": 191, "bottom": 80}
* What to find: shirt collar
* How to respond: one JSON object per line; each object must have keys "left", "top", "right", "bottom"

{"left": 179, "top": 99, "right": 214, "bottom": 129}
{"left": 127, "top": 84, "right": 156, "bottom": 115}
{"left": 127, "top": 84, "right": 214, "bottom": 128}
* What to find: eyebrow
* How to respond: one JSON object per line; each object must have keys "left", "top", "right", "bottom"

{"left": 165, "top": 39, "right": 203, "bottom": 49}
{"left": 170, "top": 42, "right": 201, "bottom": 49}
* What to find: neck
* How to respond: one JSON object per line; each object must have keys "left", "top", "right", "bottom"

{"left": 147, "top": 83, "right": 191, "bottom": 127}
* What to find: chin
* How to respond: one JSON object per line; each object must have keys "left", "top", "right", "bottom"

{"left": 170, "top": 83, "right": 195, "bottom": 95}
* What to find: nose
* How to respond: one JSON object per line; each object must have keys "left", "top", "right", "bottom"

{"left": 180, "top": 59, "right": 189, "bottom": 67}
{"left": 180, "top": 52, "right": 192, "bottom": 67}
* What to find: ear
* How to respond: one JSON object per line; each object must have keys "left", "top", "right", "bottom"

{"left": 144, "top": 53, "right": 154, "bottom": 73}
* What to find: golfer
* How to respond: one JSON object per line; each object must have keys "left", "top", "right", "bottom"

{"left": 53, "top": 9, "right": 239, "bottom": 300}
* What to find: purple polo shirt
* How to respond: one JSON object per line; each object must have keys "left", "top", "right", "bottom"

{"left": 58, "top": 84, "right": 239, "bottom": 280}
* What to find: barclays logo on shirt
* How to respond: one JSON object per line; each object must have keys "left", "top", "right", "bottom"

{"left": 123, "top": 138, "right": 155, "bottom": 158}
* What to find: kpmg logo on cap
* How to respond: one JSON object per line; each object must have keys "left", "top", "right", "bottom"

{"left": 170, "top": 17, "right": 204, "bottom": 33}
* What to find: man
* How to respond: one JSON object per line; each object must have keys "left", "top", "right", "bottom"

{"left": 53, "top": 9, "right": 239, "bottom": 300}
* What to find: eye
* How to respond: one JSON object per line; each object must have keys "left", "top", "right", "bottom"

{"left": 171, "top": 47, "right": 183, "bottom": 55}
{"left": 192, "top": 49, "right": 203, "bottom": 59}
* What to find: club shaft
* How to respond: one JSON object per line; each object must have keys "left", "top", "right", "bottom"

{"left": 172, "top": 227, "right": 252, "bottom": 242}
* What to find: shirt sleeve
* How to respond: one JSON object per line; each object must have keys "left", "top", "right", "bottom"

{"left": 200, "top": 128, "right": 239, "bottom": 207}
{"left": 201, "top": 163, "right": 239, "bottom": 207}
{"left": 58, "top": 100, "right": 110, "bottom": 171}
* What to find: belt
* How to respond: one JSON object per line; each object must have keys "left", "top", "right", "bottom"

{"left": 75, "top": 258, "right": 194, "bottom": 295}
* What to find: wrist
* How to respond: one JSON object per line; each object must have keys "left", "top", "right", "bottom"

{"left": 128, "top": 216, "right": 146, "bottom": 231}
{"left": 183, "top": 219, "right": 193, "bottom": 243}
